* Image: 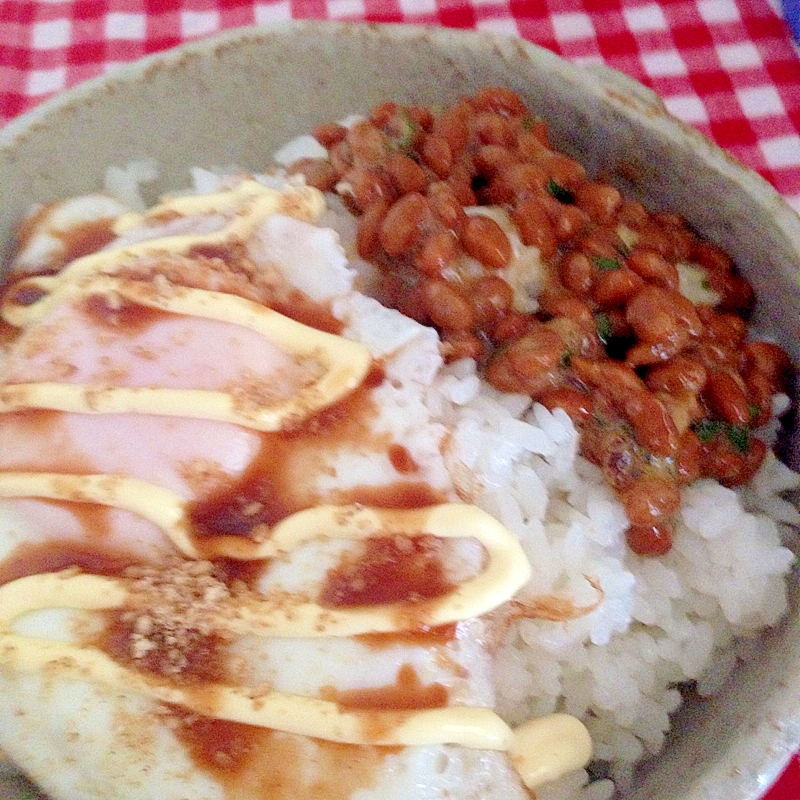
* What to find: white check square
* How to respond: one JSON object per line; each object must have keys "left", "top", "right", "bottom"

{"left": 476, "top": 18, "right": 521, "bottom": 36}
{"left": 697, "top": 0, "right": 741, "bottom": 24}
{"left": 399, "top": 0, "right": 436, "bottom": 14}
{"left": 254, "top": 2, "right": 292, "bottom": 23}
{"left": 736, "top": 86, "right": 785, "bottom": 118}
{"left": 664, "top": 94, "right": 710, "bottom": 124}
{"left": 716, "top": 42, "right": 762, "bottom": 71}
{"left": 329, "top": 0, "right": 366, "bottom": 18}
{"left": 32, "top": 18, "right": 71, "bottom": 49}
{"left": 623, "top": 4, "right": 668, "bottom": 32}
{"left": 760, "top": 135, "right": 800, "bottom": 169}
{"left": 27, "top": 67, "right": 66, "bottom": 96}
{"left": 642, "top": 50, "right": 688, "bottom": 77}
{"left": 552, "top": 12, "right": 595, "bottom": 42}
{"left": 181, "top": 10, "right": 220, "bottom": 38}
{"left": 105, "top": 13, "right": 146, "bottom": 42}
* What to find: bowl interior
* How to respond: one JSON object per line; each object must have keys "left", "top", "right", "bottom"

{"left": 0, "top": 21, "right": 798, "bottom": 800}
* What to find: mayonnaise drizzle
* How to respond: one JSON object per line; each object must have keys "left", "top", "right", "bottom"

{"left": 0, "top": 178, "right": 593, "bottom": 789}
{"left": 0, "top": 570, "right": 591, "bottom": 784}
{"left": 0, "top": 570, "right": 513, "bottom": 749}
{"left": 1, "top": 180, "right": 325, "bottom": 329}
{"left": 0, "top": 472, "right": 197, "bottom": 555}
{"left": 0, "top": 276, "right": 371, "bottom": 431}
{"left": 0, "top": 481, "right": 532, "bottom": 630}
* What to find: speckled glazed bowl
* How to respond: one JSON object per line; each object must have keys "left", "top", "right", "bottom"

{"left": 0, "top": 20, "right": 798, "bottom": 800}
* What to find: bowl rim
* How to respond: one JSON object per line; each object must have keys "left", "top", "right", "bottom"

{"left": 0, "top": 19, "right": 798, "bottom": 800}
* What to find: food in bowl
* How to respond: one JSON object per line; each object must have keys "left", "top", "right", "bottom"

{"left": 0, "top": 77, "right": 797, "bottom": 800}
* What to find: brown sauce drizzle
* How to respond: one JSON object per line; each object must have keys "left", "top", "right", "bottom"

{"left": 332, "top": 482, "right": 447, "bottom": 510}
{"left": 321, "top": 663, "right": 448, "bottom": 711}
{"left": 80, "top": 293, "right": 174, "bottom": 336}
{"left": 183, "top": 241, "right": 346, "bottom": 336}
{"left": 0, "top": 278, "right": 48, "bottom": 346}
{"left": 0, "top": 539, "right": 139, "bottom": 586}
{"left": 7, "top": 283, "right": 48, "bottom": 307}
{"left": 188, "top": 471, "right": 292, "bottom": 538}
{"left": 388, "top": 444, "right": 418, "bottom": 474}
{"left": 0, "top": 317, "right": 18, "bottom": 347}
{"left": 0, "top": 411, "right": 94, "bottom": 473}
{"left": 0, "top": 214, "right": 115, "bottom": 331}
{"left": 320, "top": 534, "right": 453, "bottom": 607}
{"left": 212, "top": 557, "right": 271, "bottom": 589}
{"left": 56, "top": 218, "right": 117, "bottom": 265}
{"left": 14, "top": 210, "right": 115, "bottom": 273}
{"left": 168, "top": 709, "right": 392, "bottom": 800}
{"left": 187, "top": 242, "right": 248, "bottom": 265}
{"left": 89, "top": 560, "right": 243, "bottom": 683}
{"left": 43, "top": 497, "right": 116, "bottom": 541}
{"left": 186, "top": 366, "right": 388, "bottom": 549}
{"left": 96, "top": 610, "right": 231, "bottom": 684}
{"left": 270, "top": 288, "right": 344, "bottom": 335}
{"left": 355, "top": 623, "right": 458, "bottom": 649}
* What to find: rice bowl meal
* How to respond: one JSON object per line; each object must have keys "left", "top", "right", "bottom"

{"left": 0, "top": 22, "right": 799, "bottom": 800}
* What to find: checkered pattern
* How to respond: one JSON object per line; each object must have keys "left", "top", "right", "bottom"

{"left": 0, "top": 1, "right": 799, "bottom": 793}
{"left": 1, "top": 0, "right": 799, "bottom": 213}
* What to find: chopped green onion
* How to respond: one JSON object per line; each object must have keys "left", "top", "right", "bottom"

{"left": 596, "top": 312, "right": 612, "bottom": 343}
{"left": 701, "top": 277, "right": 712, "bottom": 290}
{"left": 726, "top": 424, "right": 751, "bottom": 454}
{"left": 594, "top": 256, "right": 620, "bottom": 272}
{"left": 390, "top": 111, "right": 419, "bottom": 153}
{"left": 694, "top": 419, "right": 753, "bottom": 453}
{"left": 694, "top": 419, "right": 722, "bottom": 442}
{"left": 560, "top": 348, "right": 573, "bottom": 368}
{"left": 547, "top": 179, "right": 574, "bottom": 204}
{"left": 749, "top": 404, "right": 762, "bottom": 423}
{"left": 521, "top": 115, "right": 536, "bottom": 131}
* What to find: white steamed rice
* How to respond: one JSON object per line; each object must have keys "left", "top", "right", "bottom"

{"left": 313, "top": 162, "right": 799, "bottom": 796}
{"left": 308, "top": 146, "right": 800, "bottom": 796}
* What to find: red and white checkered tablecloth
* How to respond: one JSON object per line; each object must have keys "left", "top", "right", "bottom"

{"left": 0, "top": 1, "right": 799, "bottom": 798}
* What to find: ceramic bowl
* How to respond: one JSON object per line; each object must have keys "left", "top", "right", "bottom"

{"left": 0, "top": 20, "right": 798, "bottom": 800}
